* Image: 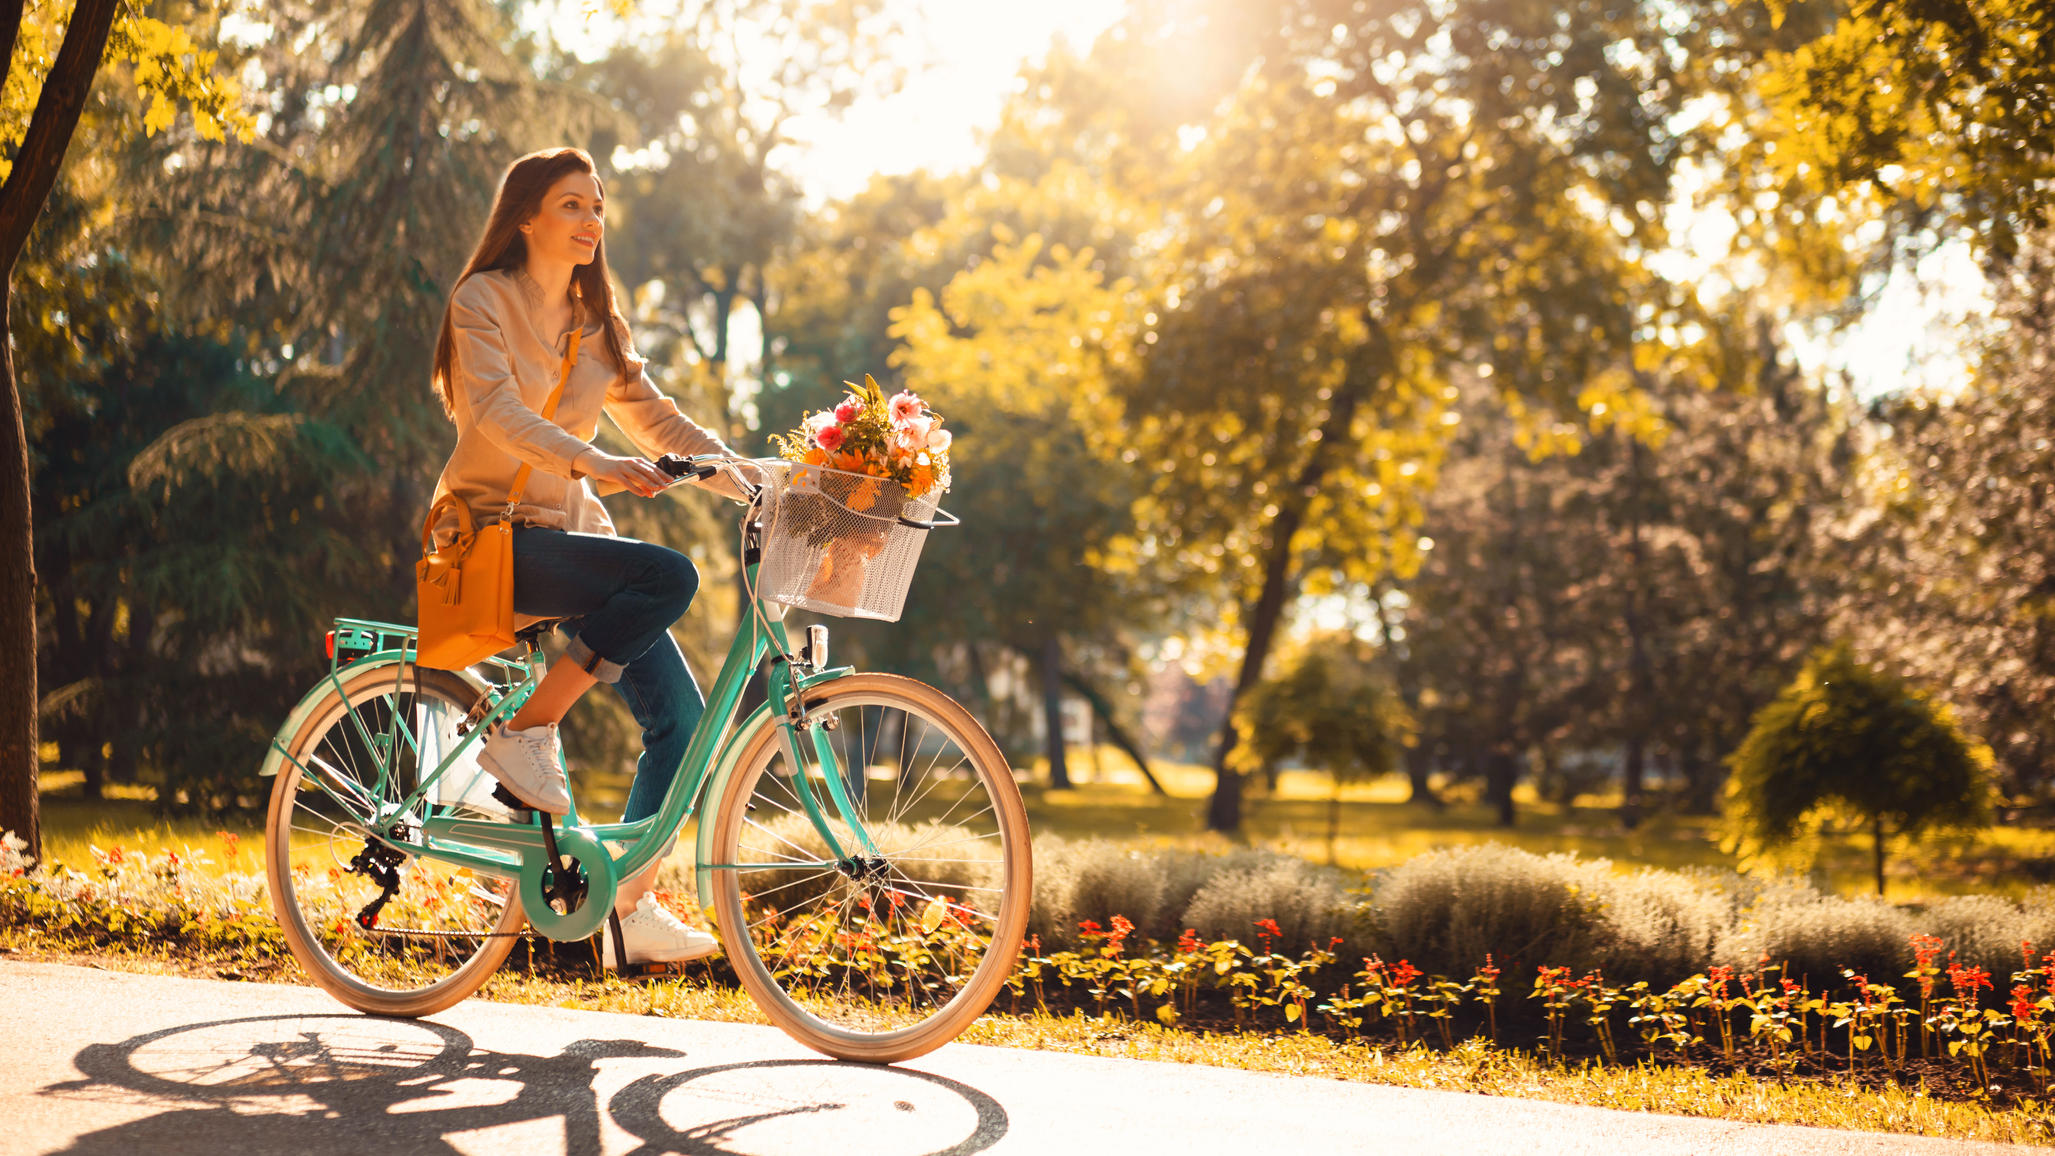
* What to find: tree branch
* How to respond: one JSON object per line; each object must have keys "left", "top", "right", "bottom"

{"left": 1060, "top": 668, "right": 1168, "bottom": 795}
{"left": 0, "top": 0, "right": 28, "bottom": 101}
{"left": 0, "top": 0, "right": 118, "bottom": 275}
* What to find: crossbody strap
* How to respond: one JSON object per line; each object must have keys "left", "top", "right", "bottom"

{"left": 503, "top": 326, "right": 585, "bottom": 514}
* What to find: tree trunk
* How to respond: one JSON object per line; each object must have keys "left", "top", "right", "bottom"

{"left": 1060, "top": 669, "right": 1168, "bottom": 795}
{"left": 1206, "top": 362, "right": 1372, "bottom": 832}
{"left": 0, "top": 282, "right": 35, "bottom": 850}
{"left": 1679, "top": 743, "right": 1721, "bottom": 814}
{"left": 1621, "top": 736, "right": 1646, "bottom": 830}
{"left": 1038, "top": 635, "right": 1070, "bottom": 790}
{"left": 1872, "top": 812, "right": 1887, "bottom": 897}
{"left": 0, "top": 0, "right": 120, "bottom": 857}
{"left": 1403, "top": 745, "right": 1443, "bottom": 809}
{"left": 1486, "top": 749, "right": 1518, "bottom": 828}
{"left": 1620, "top": 433, "right": 1655, "bottom": 829}
{"left": 1371, "top": 576, "right": 1442, "bottom": 810}
{"left": 1327, "top": 784, "right": 1341, "bottom": 866}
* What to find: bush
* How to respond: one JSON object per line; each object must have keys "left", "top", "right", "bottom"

{"left": 1716, "top": 880, "right": 1915, "bottom": 987}
{"left": 1593, "top": 868, "right": 1727, "bottom": 983}
{"left": 1917, "top": 893, "right": 2055, "bottom": 983}
{"left": 1371, "top": 846, "right": 1729, "bottom": 985}
{"left": 1725, "top": 643, "right": 1995, "bottom": 895}
{"left": 1373, "top": 845, "right": 1613, "bottom": 979}
{"left": 1027, "top": 836, "right": 1374, "bottom": 956}
{"left": 1181, "top": 854, "right": 1366, "bottom": 956}
{"left": 1060, "top": 840, "right": 1171, "bottom": 941}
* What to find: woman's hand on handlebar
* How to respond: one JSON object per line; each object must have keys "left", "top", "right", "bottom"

{"left": 586, "top": 452, "right": 674, "bottom": 498}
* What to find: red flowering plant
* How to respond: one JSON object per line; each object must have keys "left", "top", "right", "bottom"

{"left": 1533, "top": 964, "right": 1577, "bottom": 1056}
{"left": 1908, "top": 932, "right": 1946, "bottom": 1056}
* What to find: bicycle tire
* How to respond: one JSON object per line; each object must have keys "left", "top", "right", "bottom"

{"left": 264, "top": 662, "right": 526, "bottom": 1017}
{"left": 707, "top": 673, "right": 1031, "bottom": 1063}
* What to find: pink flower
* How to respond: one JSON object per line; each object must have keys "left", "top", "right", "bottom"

{"left": 834, "top": 398, "right": 860, "bottom": 424}
{"left": 814, "top": 424, "right": 845, "bottom": 452}
{"left": 889, "top": 390, "right": 924, "bottom": 423}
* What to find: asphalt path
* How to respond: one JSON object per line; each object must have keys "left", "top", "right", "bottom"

{"left": 1, "top": 960, "right": 2040, "bottom": 1155}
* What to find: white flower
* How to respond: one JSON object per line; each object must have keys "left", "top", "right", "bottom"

{"left": 1, "top": 832, "right": 25, "bottom": 854}
{"left": 926, "top": 427, "right": 952, "bottom": 453}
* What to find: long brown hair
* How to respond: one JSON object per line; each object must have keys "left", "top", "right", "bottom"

{"left": 431, "top": 147, "right": 635, "bottom": 419}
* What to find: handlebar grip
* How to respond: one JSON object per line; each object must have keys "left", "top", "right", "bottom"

{"left": 654, "top": 454, "right": 719, "bottom": 481}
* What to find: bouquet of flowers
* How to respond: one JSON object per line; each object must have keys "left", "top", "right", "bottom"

{"left": 761, "top": 375, "right": 955, "bottom": 617}
{"left": 770, "top": 374, "right": 953, "bottom": 499}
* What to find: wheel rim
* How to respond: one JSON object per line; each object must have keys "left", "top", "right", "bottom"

{"left": 717, "top": 683, "right": 1027, "bottom": 1046}
{"left": 269, "top": 668, "right": 522, "bottom": 999}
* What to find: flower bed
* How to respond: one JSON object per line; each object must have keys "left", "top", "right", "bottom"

{"left": 10, "top": 830, "right": 2055, "bottom": 1111}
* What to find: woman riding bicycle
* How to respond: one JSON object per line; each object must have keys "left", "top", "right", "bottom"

{"left": 425, "top": 146, "right": 744, "bottom": 969}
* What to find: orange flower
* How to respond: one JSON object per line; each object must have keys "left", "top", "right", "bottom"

{"left": 803, "top": 447, "right": 827, "bottom": 466}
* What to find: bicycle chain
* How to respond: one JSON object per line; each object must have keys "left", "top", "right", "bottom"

{"left": 351, "top": 925, "right": 538, "bottom": 941}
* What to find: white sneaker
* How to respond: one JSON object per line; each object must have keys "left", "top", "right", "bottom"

{"left": 476, "top": 721, "right": 571, "bottom": 815}
{"left": 602, "top": 895, "right": 721, "bottom": 968}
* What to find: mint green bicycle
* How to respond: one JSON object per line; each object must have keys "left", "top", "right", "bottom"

{"left": 259, "top": 457, "right": 1031, "bottom": 1063}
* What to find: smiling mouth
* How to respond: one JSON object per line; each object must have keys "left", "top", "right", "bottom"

{"left": 574, "top": 234, "right": 598, "bottom": 247}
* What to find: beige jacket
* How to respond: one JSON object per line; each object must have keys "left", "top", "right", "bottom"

{"left": 427, "top": 268, "right": 742, "bottom": 549}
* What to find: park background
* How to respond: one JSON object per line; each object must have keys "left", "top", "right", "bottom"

{"left": 10, "top": 0, "right": 2051, "bottom": 892}
{"left": 10, "top": 0, "right": 2055, "bottom": 1136}
{"left": 4, "top": 0, "right": 2055, "bottom": 1007}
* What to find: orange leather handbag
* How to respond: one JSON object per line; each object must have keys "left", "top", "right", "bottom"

{"left": 415, "top": 329, "right": 582, "bottom": 670}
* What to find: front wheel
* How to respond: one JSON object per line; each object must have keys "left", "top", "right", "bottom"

{"left": 708, "top": 674, "right": 1031, "bottom": 1063}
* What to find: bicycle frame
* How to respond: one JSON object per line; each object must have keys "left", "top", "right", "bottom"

{"left": 260, "top": 556, "right": 869, "bottom": 944}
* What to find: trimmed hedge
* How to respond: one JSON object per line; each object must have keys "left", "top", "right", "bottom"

{"left": 1025, "top": 837, "right": 2055, "bottom": 991}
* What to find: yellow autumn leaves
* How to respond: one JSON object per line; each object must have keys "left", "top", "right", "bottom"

{"left": 0, "top": 7, "right": 254, "bottom": 185}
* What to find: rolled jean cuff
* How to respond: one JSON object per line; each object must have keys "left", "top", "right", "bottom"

{"left": 565, "top": 634, "right": 626, "bottom": 684}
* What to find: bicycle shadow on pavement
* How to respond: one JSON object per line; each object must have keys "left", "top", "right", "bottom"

{"left": 39, "top": 1013, "right": 1009, "bottom": 1156}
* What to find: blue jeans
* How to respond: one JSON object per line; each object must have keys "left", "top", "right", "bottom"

{"left": 511, "top": 527, "right": 704, "bottom": 825}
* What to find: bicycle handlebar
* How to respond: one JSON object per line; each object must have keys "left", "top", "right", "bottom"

{"left": 655, "top": 453, "right": 764, "bottom": 501}
{"left": 654, "top": 454, "right": 961, "bottom": 531}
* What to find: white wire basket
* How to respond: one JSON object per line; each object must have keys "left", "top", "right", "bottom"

{"left": 756, "top": 462, "right": 955, "bottom": 621}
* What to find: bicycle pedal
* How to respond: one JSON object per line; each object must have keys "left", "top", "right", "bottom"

{"left": 610, "top": 961, "right": 687, "bottom": 981}
{"left": 490, "top": 784, "right": 535, "bottom": 820}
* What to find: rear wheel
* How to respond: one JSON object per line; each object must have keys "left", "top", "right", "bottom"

{"left": 708, "top": 673, "right": 1031, "bottom": 1062}
{"left": 264, "top": 662, "right": 526, "bottom": 1017}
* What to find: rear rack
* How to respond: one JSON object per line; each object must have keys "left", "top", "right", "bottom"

{"left": 324, "top": 616, "right": 534, "bottom": 678}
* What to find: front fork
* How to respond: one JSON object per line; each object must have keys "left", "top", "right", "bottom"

{"left": 765, "top": 630, "right": 883, "bottom": 864}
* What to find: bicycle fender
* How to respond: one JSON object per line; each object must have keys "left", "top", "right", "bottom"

{"left": 258, "top": 652, "right": 490, "bottom": 777}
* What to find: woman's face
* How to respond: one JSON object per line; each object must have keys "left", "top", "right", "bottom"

{"left": 521, "top": 171, "right": 604, "bottom": 268}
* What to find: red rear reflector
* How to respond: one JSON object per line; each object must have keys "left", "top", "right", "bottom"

{"left": 324, "top": 630, "right": 336, "bottom": 660}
